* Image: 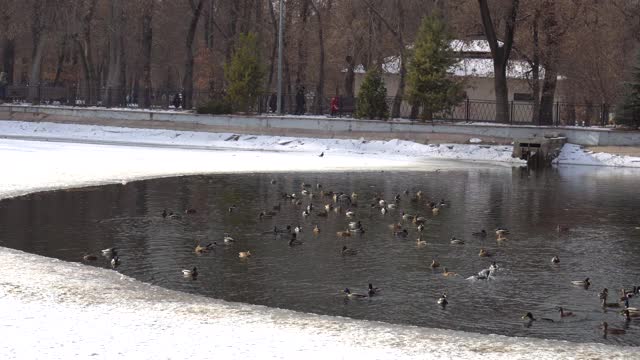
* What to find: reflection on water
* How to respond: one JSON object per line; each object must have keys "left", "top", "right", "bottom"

{"left": 1, "top": 166, "right": 639, "bottom": 346}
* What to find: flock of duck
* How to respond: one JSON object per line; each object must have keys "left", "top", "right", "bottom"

{"left": 81, "top": 178, "right": 639, "bottom": 340}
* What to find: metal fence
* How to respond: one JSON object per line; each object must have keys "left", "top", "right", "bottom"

{"left": 1, "top": 84, "right": 611, "bottom": 127}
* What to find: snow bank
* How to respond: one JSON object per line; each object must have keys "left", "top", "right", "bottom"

{"left": 0, "top": 120, "right": 524, "bottom": 164}
{"left": 554, "top": 144, "right": 640, "bottom": 168}
{"left": 1, "top": 246, "right": 635, "bottom": 360}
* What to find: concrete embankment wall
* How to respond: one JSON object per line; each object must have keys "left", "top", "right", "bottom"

{"left": 1, "top": 105, "right": 639, "bottom": 146}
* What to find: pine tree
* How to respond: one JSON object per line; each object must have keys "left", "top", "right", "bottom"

{"left": 616, "top": 50, "right": 640, "bottom": 128}
{"left": 224, "top": 32, "right": 265, "bottom": 112}
{"left": 355, "top": 69, "right": 389, "bottom": 119}
{"left": 407, "top": 15, "right": 464, "bottom": 121}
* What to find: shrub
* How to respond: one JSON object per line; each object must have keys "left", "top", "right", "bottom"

{"left": 355, "top": 69, "right": 389, "bottom": 120}
{"left": 196, "top": 99, "right": 233, "bottom": 115}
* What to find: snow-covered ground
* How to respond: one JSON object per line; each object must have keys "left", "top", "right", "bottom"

{"left": 554, "top": 144, "right": 640, "bottom": 167}
{"left": 0, "top": 120, "right": 639, "bottom": 359}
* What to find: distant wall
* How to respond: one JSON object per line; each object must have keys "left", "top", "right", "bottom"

{"left": 1, "top": 105, "right": 639, "bottom": 146}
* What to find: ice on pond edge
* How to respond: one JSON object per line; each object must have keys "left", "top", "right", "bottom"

{"left": 0, "top": 246, "right": 635, "bottom": 360}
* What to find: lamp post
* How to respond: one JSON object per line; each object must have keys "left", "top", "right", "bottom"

{"left": 276, "top": 0, "right": 285, "bottom": 115}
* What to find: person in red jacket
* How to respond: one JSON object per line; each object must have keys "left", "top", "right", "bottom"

{"left": 330, "top": 96, "right": 339, "bottom": 116}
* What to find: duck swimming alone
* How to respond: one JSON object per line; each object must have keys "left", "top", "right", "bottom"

{"left": 442, "top": 267, "right": 457, "bottom": 277}
{"left": 472, "top": 230, "right": 487, "bottom": 237}
{"left": 238, "top": 251, "right": 252, "bottom": 258}
{"left": 430, "top": 259, "right": 441, "bottom": 268}
{"left": 110, "top": 256, "right": 120, "bottom": 268}
{"left": 551, "top": 256, "right": 560, "bottom": 264}
{"left": 82, "top": 254, "right": 98, "bottom": 261}
{"left": 341, "top": 246, "right": 357, "bottom": 256}
{"left": 571, "top": 278, "right": 591, "bottom": 288}
{"left": 602, "top": 321, "right": 626, "bottom": 335}
{"left": 450, "top": 237, "right": 465, "bottom": 245}
{"left": 437, "top": 293, "right": 448, "bottom": 307}
{"left": 182, "top": 267, "right": 198, "bottom": 278}
{"left": 558, "top": 307, "right": 574, "bottom": 317}
{"left": 478, "top": 248, "right": 491, "bottom": 257}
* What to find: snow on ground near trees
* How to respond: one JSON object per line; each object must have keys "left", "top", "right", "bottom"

{"left": 554, "top": 143, "right": 640, "bottom": 167}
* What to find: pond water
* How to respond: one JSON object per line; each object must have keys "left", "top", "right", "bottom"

{"left": 1, "top": 165, "right": 639, "bottom": 346}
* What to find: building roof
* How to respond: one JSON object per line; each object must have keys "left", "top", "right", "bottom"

{"left": 346, "top": 40, "right": 555, "bottom": 80}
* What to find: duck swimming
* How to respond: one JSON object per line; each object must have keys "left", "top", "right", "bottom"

{"left": 557, "top": 307, "right": 574, "bottom": 317}
{"left": 313, "top": 225, "right": 320, "bottom": 234}
{"left": 101, "top": 247, "right": 117, "bottom": 257}
{"left": 288, "top": 237, "right": 303, "bottom": 247}
{"left": 472, "top": 230, "right": 487, "bottom": 237}
{"left": 238, "top": 251, "right": 252, "bottom": 258}
{"left": 341, "top": 246, "right": 357, "bottom": 256}
{"left": 571, "top": 278, "right": 591, "bottom": 288}
{"left": 394, "top": 229, "right": 409, "bottom": 238}
{"left": 437, "top": 293, "right": 448, "bottom": 307}
{"left": 450, "top": 237, "right": 465, "bottom": 245}
{"left": 602, "top": 321, "right": 626, "bottom": 335}
{"left": 522, "top": 312, "right": 555, "bottom": 323}
{"left": 478, "top": 248, "right": 491, "bottom": 257}
{"left": 223, "top": 234, "right": 235, "bottom": 244}
{"left": 82, "top": 254, "right": 98, "bottom": 261}
{"left": 343, "top": 288, "right": 368, "bottom": 299}
{"left": 416, "top": 235, "right": 427, "bottom": 246}
{"left": 337, "top": 230, "right": 352, "bottom": 237}
{"left": 368, "top": 283, "right": 381, "bottom": 296}
{"left": 430, "top": 259, "right": 440, "bottom": 268}
{"left": 110, "top": 256, "right": 120, "bottom": 268}
{"left": 551, "top": 256, "right": 560, "bottom": 264}
{"left": 182, "top": 267, "right": 198, "bottom": 278}
{"left": 442, "top": 267, "right": 457, "bottom": 277}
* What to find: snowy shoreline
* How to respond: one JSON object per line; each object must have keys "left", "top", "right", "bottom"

{"left": 0, "top": 120, "right": 639, "bottom": 359}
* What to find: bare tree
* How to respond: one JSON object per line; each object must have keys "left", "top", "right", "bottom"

{"left": 182, "top": 0, "right": 204, "bottom": 109}
{"left": 477, "top": 0, "right": 520, "bottom": 123}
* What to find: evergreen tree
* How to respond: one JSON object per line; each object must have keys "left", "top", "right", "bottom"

{"left": 616, "top": 50, "right": 640, "bottom": 128}
{"left": 355, "top": 69, "right": 389, "bottom": 119}
{"left": 407, "top": 15, "right": 464, "bottom": 121}
{"left": 224, "top": 32, "right": 265, "bottom": 112}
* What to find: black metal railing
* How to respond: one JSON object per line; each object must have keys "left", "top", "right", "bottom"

{"left": 0, "top": 84, "right": 612, "bottom": 127}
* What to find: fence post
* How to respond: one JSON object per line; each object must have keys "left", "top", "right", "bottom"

{"left": 554, "top": 102, "right": 559, "bottom": 127}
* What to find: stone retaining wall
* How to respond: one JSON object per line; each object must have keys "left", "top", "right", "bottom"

{"left": 1, "top": 105, "right": 639, "bottom": 146}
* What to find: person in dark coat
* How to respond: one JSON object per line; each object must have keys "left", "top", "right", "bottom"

{"left": 172, "top": 92, "right": 182, "bottom": 109}
{"left": 330, "top": 96, "right": 340, "bottom": 116}
{"left": 0, "top": 72, "right": 7, "bottom": 101}
{"left": 295, "top": 87, "right": 306, "bottom": 115}
{"left": 268, "top": 92, "right": 277, "bottom": 113}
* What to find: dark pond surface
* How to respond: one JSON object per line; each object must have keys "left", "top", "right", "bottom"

{"left": 1, "top": 166, "right": 639, "bottom": 346}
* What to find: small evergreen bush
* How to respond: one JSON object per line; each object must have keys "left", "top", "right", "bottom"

{"left": 355, "top": 69, "right": 389, "bottom": 119}
{"left": 196, "top": 99, "right": 233, "bottom": 115}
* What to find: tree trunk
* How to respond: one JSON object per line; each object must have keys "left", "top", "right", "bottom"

{"left": 530, "top": 8, "right": 540, "bottom": 124}
{"left": 2, "top": 38, "right": 15, "bottom": 85}
{"left": 266, "top": 0, "right": 278, "bottom": 91}
{"left": 27, "top": 37, "right": 46, "bottom": 102}
{"left": 28, "top": 0, "right": 44, "bottom": 102}
{"left": 538, "top": 65, "right": 557, "bottom": 125}
{"left": 494, "top": 62, "right": 510, "bottom": 123}
{"left": 344, "top": 56, "right": 355, "bottom": 97}
{"left": 141, "top": 0, "right": 154, "bottom": 108}
{"left": 477, "top": 0, "right": 519, "bottom": 123}
{"left": 182, "top": 0, "right": 205, "bottom": 110}
{"left": 52, "top": 37, "right": 67, "bottom": 87}
{"left": 104, "top": 0, "right": 126, "bottom": 107}
{"left": 538, "top": 0, "right": 558, "bottom": 125}
{"left": 391, "top": 0, "right": 406, "bottom": 119}
{"left": 311, "top": 1, "right": 325, "bottom": 115}
{"left": 295, "top": 0, "right": 310, "bottom": 87}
